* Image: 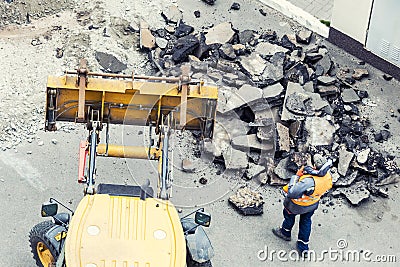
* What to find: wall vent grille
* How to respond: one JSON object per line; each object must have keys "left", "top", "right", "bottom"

{"left": 390, "top": 46, "right": 400, "bottom": 61}
{"left": 380, "top": 39, "right": 390, "bottom": 56}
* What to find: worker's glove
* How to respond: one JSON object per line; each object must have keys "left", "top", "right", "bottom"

{"left": 296, "top": 166, "right": 304, "bottom": 176}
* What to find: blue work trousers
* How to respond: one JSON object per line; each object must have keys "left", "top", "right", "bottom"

{"left": 281, "top": 208, "right": 314, "bottom": 252}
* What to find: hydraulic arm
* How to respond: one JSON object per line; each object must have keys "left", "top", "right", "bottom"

{"left": 45, "top": 59, "right": 218, "bottom": 198}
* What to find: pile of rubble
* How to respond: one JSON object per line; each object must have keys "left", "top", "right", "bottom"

{"left": 1, "top": 1, "right": 398, "bottom": 207}
{"left": 0, "top": 110, "right": 43, "bottom": 150}
{"left": 134, "top": 3, "right": 400, "bottom": 207}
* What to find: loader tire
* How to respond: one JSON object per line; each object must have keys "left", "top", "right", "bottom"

{"left": 29, "top": 221, "right": 59, "bottom": 267}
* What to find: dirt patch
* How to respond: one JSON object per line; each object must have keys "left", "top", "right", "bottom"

{"left": 0, "top": 0, "right": 74, "bottom": 27}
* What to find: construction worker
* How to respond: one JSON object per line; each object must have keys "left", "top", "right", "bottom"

{"left": 272, "top": 154, "right": 333, "bottom": 255}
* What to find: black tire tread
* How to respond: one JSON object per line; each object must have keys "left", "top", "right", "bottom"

{"left": 29, "top": 220, "right": 58, "bottom": 267}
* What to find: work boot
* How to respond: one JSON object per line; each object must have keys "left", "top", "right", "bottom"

{"left": 296, "top": 241, "right": 309, "bottom": 257}
{"left": 272, "top": 227, "right": 291, "bottom": 241}
{"left": 297, "top": 248, "right": 309, "bottom": 258}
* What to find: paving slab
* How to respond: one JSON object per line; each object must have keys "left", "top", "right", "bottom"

{"left": 205, "top": 22, "right": 235, "bottom": 45}
{"left": 255, "top": 41, "right": 288, "bottom": 56}
{"left": 281, "top": 82, "right": 307, "bottom": 121}
{"left": 342, "top": 88, "right": 361, "bottom": 103}
{"left": 239, "top": 53, "right": 266, "bottom": 77}
{"left": 338, "top": 147, "right": 354, "bottom": 176}
{"left": 304, "top": 116, "right": 336, "bottom": 146}
{"left": 232, "top": 134, "right": 274, "bottom": 152}
{"left": 276, "top": 123, "right": 290, "bottom": 152}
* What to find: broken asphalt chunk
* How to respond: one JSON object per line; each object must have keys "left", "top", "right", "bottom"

{"left": 262, "top": 83, "right": 284, "bottom": 102}
{"left": 232, "top": 134, "right": 273, "bottom": 152}
{"left": 230, "top": 2, "right": 240, "bottom": 10}
{"left": 155, "top": 37, "right": 168, "bottom": 49}
{"left": 182, "top": 159, "right": 196, "bottom": 173}
{"left": 285, "top": 92, "right": 311, "bottom": 115}
{"left": 245, "top": 163, "right": 265, "bottom": 179}
{"left": 259, "top": 8, "right": 267, "bottom": 16}
{"left": 172, "top": 35, "right": 199, "bottom": 63}
{"left": 233, "top": 84, "right": 263, "bottom": 109}
{"left": 304, "top": 117, "right": 336, "bottom": 146}
{"left": 219, "top": 43, "right": 236, "bottom": 60}
{"left": 374, "top": 130, "right": 390, "bottom": 142}
{"left": 285, "top": 62, "right": 310, "bottom": 85}
{"left": 368, "top": 184, "right": 389, "bottom": 198}
{"left": 229, "top": 187, "right": 264, "bottom": 215}
{"left": 376, "top": 174, "right": 399, "bottom": 186}
{"left": 274, "top": 157, "right": 294, "bottom": 180}
{"left": 205, "top": 22, "right": 235, "bottom": 45}
{"left": 304, "top": 52, "right": 323, "bottom": 64}
{"left": 139, "top": 21, "right": 156, "bottom": 50}
{"left": 202, "top": 0, "right": 216, "bottom": 5}
{"left": 95, "top": 52, "right": 127, "bottom": 73}
{"left": 317, "top": 85, "right": 339, "bottom": 97}
{"left": 260, "top": 61, "right": 284, "bottom": 86}
{"left": 296, "top": 30, "right": 313, "bottom": 44}
{"left": 281, "top": 82, "right": 306, "bottom": 121}
{"left": 335, "top": 170, "right": 358, "bottom": 187}
{"left": 174, "top": 20, "right": 194, "bottom": 37}
{"left": 383, "top": 74, "right": 393, "bottom": 81}
{"left": 276, "top": 123, "right": 290, "bottom": 152}
{"left": 280, "top": 35, "right": 296, "bottom": 51}
{"left": 318, "top": 55, "right": 333, "bottom": 75}
{"left": 317, "top": 76, "right": 336, "bottom": 86}
{"left": 356, "top": 148, "right": 370, "bottom": 164}
{"left": 259, "top": 52, "right": 285, "bottom": 86}
{"left": 223, "top": 148, "right": 249, "bottom": 170}
{"left": 335, "top": 181, "right": 370, "bottom": 206}
{"left": 239, "top": 53, "right": 266, "bottom": 77}
{"left": 352, "top": 68, "right": 369, "bottom": 80}
{"left": 342, "top": 89, "right": 360, "bottom": 103}
{"left": 255, "top": 41, "right": 289, "bottom": 56}
{"left": 338, "top": 147, "right": 354, "bottom": 176}
{"left": 257, "top": 124, "right": 275, "bottom": 143}
{"left": 161, "top": 5, "right": 182, "bottom": 23}
{"left": 238, "top": 30, "right": 256, "bottom": 44}
{"left": 55, "top": 48, "right": 63, "bottom": 58}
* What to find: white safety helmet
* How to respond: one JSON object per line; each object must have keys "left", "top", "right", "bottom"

{"left": 313, "top": 154, "right": 327, "bottom": 169}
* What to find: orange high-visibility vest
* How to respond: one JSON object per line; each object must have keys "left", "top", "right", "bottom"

{"left": 282, "top": 173, "right": 332, "bottom": 206}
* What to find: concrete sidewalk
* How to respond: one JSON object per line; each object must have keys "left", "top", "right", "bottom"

{"left": 258, "top": 0, "right": 330, "bottom": 37}
{"left": 287, "top": 0, "right": 333, "bottom": 21}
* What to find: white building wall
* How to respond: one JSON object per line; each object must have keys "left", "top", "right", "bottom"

{"left": 331, "top": 0, "right": 373, "bottom": 44}
{"left": 366, "top": 0, "right": 400, "bottom": 67}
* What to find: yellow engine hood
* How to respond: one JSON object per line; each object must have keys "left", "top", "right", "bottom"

{"left": 65, "top": 194, "right": 186, "bottom": 267}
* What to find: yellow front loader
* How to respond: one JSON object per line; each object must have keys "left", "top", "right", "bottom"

{"left": 29, "top": 60, "right": 218, "bottom": 267}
